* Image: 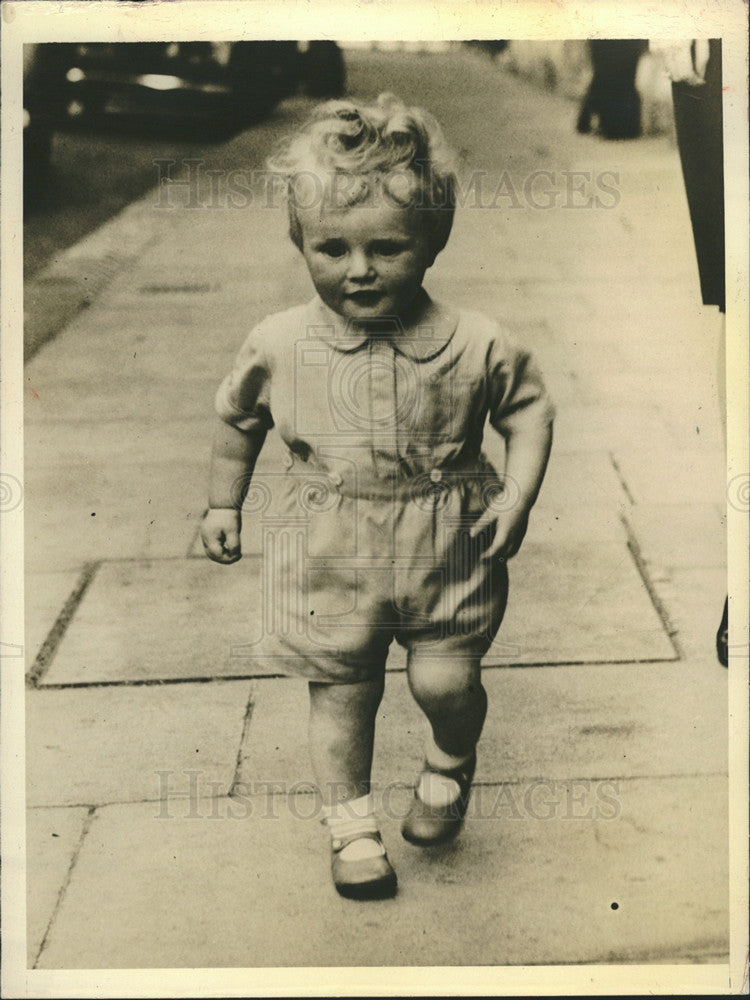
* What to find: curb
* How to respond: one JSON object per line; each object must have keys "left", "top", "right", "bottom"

{"left": 24, "top": 192, "right": 166, "bottom": 362}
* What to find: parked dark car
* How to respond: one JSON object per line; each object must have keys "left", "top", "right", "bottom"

{"left": 24, "top": 42, "right": 298, "bottom": 132}
{"left": 22, "top": 41, "right": 346, "bottom": 198}
{"left": 23, "top": 43, "right": 62, "bottom": 196}
{"left": 24, "top": 40, "right": 346, "bottom": 131}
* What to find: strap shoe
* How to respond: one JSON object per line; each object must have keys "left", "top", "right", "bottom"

{"left": 330, "top": 831, "right": 398, "bottom": 900}
{"left": 401, "top": 752, "right": 476, "bottom": 847}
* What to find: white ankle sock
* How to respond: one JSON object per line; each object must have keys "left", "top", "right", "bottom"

{"left": 420, "top": 740, "right": 474, "bottom": 807}
{"left": 418, "top": 771, "right": 461, "bottom": 807}
{"left": 324, "top": 794, "right": 385, "bottom": 861}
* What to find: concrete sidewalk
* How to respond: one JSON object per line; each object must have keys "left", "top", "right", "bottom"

{"left": 23, "top": 49, "right": 729, "bottom": 971}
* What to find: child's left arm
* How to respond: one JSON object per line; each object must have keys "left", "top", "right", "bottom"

{"left": 471, "top": 421, "right": 553, "bottom": 560}
{"left": 472, "top": 332, "right": 555, "bottom": 561}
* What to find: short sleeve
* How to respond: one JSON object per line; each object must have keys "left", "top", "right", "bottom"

{"left": 215, "top": 325, "right": 274, "bottom": 434}
{"left": 487, "top": 328, "right": 555, "bottom": 437}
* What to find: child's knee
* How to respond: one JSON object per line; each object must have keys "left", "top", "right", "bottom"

{"left": 407, "top": 654, "right": 483, "bottom": 709}
{"left": 309, "top": 676, "right": 385, "bottom": 716}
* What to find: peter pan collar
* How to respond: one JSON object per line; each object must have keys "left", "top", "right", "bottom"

{"left": 305, "top": 292, "right": 458, "bottom": 362}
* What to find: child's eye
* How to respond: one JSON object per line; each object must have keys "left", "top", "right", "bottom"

{"left": 373, "top": 242, "right": 405, "bottom": 257}
{"left": 319, "top": 241, "right": 347, "bottom": 258}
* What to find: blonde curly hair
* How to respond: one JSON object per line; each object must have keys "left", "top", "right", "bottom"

{"left": 267, "top": 93, "right": 457, "bottom": 257}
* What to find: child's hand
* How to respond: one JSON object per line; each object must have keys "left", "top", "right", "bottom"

{"left": 201, "top": 508, "right": 242, "bottom": 564}
{"left": 471, "top": 507, "right": 530, "bottom": 562}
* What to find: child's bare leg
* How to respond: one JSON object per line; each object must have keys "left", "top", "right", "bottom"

{"left": 406, "top": 653, "right": 486, "bottom": 758}
{"left": 308, "top": 675, "right": 397, "bottom": 898}
{"left": 308, "top": 676, "right": 385, "bottom": 805}
{"left": 402, "top": 652, "right": 485, "bottom": 845}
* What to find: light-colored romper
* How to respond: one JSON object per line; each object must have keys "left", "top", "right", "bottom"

{"left": 215, "top": 293, "right": 554, "bottom": 683}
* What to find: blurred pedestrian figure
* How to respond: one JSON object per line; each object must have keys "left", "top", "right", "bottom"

{"left": 465, "top": 40, "right": 508, "bottom": 59}
{"left": 652, "top": 39, "right": 727, "bottom": 665}
{"left": 577, "top": 39, "right": 647, "bottom": 139}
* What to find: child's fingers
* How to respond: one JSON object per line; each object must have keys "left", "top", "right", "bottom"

{"left": 202, "top": 532, "right": 227, "bottom": 562}
{"left": 480, "top": 537, "right": 508, "bottom": 564}
{"left": 202, "top": 528, "right": 241, "bottom": 563}
{"left": 469, "top": 509, "right": 496, "bottom": 538}
{"left": 479, "top": 524, "right": 525, "bottom": 563}
{"left": 222, "top": 527, "right": 241, "bottom": 561}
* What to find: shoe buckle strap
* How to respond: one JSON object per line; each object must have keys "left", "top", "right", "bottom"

{"left": 330, "top": 827, "right": 382, "bottom": 853}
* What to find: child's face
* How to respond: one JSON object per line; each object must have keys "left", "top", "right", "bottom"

{"left": 296, "top": 193, "right": 435, "bottom": 325}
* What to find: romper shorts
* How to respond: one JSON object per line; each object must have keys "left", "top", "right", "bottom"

{"left": 215, "top": 296, "right": 554, "bottom": 684}
{"left": 245, "top": 453, "right": 510, "bottom": 684}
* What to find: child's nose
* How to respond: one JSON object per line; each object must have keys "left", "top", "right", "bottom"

{"left": 347, "top": 249, "right": 374, "bottom": 280}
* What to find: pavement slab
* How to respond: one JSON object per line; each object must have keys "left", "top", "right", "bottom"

{"left": 26, "top": 680, "right": 251, "bottom": 807}
{"left": 586, "top": 300, "right": 720, "bottom": 377}
{"left": 492, "top": 539, "right": 676, "bottom": 665}
{"left": 579, "top": 371, "right": 723, "bottom": 450}
{"left": 26, "top": 806, "right": 92, "bottom": 968}
{"left": 24, "top": 194, "right": 167, "bottom": 361}
{"left": 648, "top": 566, "right": 729, "bottom": 663}
{"left": 35, "top": 775, "right": 727, "bottom": 968}
{"left": 519, "top": 279, "right": 600, "bottom": 320}
{"left": 623, "top": 503, "right": 726, "bottom": 573}
{"left": 39, "top": 557, "right": 273, "bottom": 685}
{"left": 40, "top": 534, "right": 673, "bottom": 686}
{"left": 610, "top": 447, "right": 726, "bottom": 507}
{"left": 24, "top": 459, "right": 206, "bottom": 572}
{"left": 551, "top": 403, "right": 678, "bottom": 454}
{"left": 428, "top": 279, "right": 546, "bottom": 325}
{"left": 526, "top": 501, "right": 629, "bottom": 545}
{"left": 24, "top": 367, "right": 217, "bottom": 424}
{"left": 25, "top": 417, "right": 215, "bottom": 469}
{"left": 501, "top": 447, "right": 627, "bottom": 508}
{"left": 235, "top": 659, "right": 727, "bottom": 792}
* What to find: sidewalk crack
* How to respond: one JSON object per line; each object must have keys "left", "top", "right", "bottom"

{"left": 26, "top": 562, "right": 101, "bottom": 688}
{"left": 620, "top": 512, "right": 683, "bottom": 659}
{"left": 33, "top": 806, "right": 97, "bottom": 969}
{"left": 608, "top": 451, "right": 636, "bottom": 506}
{"left": 229, "top": 682, "right": 256, "bottom": 797}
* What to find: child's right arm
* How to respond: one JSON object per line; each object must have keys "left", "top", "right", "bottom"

{"left": 203, "top": 321, "right": 273, "bottom": 564}
{"left": 201, "top": 418, "right": 267, "bottom": 564}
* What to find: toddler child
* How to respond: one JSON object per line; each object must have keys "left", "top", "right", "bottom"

{"left": 202, "top": 95, "right": 554, "bottom": 900}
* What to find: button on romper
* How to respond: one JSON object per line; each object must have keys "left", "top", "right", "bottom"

{"left": 215, "top": 294, "right": 554, "bottom": 683}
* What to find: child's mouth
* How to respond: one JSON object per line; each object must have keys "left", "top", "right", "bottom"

{"left": 346, "top": 290, "right": 382, "bottom": 307}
